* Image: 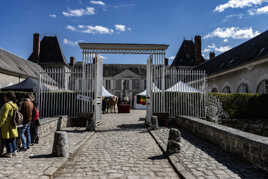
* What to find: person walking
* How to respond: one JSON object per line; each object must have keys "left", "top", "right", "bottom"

{"left": 0, "top": 92, "right": 19, "bottom": 158}
{"left": 30, "top": 100, "right": 40, "bottom": 144}
{"left": 19, "top": 93, "right": 34, "bottom": 151}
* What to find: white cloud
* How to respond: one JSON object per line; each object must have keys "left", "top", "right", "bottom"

{"left": 90, "top": 1, "right": 105, "bottom": 6}
{"left": 82, "top": 25, "right": 114, "bottom": 34}
{"left": 168, "top": 56, "right": 175, "bottom": 60}
{"left": 66, "top": 25, "right": 76, "bottom": 31}
{"left": 204, "top": 43, "right": 232, "bottom": 53}
{"left": 49, "top": 14, "right": 57, "bottom": 18}
{"left": 249, "top": 5, "right": 268, "bottom": 14}
{"left": 62, "top": 7, "right": 95, "bottom": 17}
{"left": 204, "top": 27, "right": 260, "bottom": 39}
{"left": 115, "top": 24, "right": 126, "bottom": 32}
{"left": 63, "top": 38, "right": 78, "bottom": 46}
{"left": 224, "top": 39, "right": 229, "bottom": 42}
{"left": 214, "top": 0, "right": 268, "bottom": 12}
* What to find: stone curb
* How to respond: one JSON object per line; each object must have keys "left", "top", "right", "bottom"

{"left": 42, "top": 131, "right": 95, "bottom": 179}
{"left": 149, "top": 129, "right": 195, "bottom": 179}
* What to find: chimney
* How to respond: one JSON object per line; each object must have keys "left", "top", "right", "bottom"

{"left": 194, "top": 35, "right": 203, "bottom": 65}
{"left": 164, "top": 58, "right": 169, "bottom": 66}
{"left": 209, "top": 51, "right": 215, "bottom": 60}
{"left": 33, "top": 33, "right": 40, "bottom": 63}
{"left": 69, "top": 56, "right": 76, "bottom": 66}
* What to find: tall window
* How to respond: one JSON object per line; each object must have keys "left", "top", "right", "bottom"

{"left": 237, "top": 83, "right": 248, "bottom": 93}
{"left": 124, "top": 80, "right": 130, "bottom": 89}
{"left": 222, "top": 86, "right": 231, "bottom": 93}
{"left": 133, "top": 79, "right": 140, "bottom": 90}
{"left": 115, "top": 80, "right": 121, "bottom": 90}
{"left": 105, "top": 80, "right": 111, "bottom": 90}
{"left": 257, "top": 80, "right": 268, "bottom": 94}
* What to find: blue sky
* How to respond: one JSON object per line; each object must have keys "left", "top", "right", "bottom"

{"left": 0, "top": 0, "right": 268, "bottom": 64}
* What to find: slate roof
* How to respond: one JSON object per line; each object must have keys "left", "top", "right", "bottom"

{"left": 195, "top": 30, "right": 268, "bottom": 75}
{"left": 0, "top": 48, "right": 43, "bottom": 78}
{"left": 28, "top": 36, "right": 67, "bottom": 65}
{"left": 171, "top": 40, "right": 205, "bottom": 67}
{"left": 73, "top": 62, "right": 146, "bottom": 78}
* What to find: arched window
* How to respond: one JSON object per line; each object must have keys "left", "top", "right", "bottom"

{"left": 222, "top": 86, "right": 231, "bottom": 93}
{"left": 211, "top": 88, "right": 218, "bottom": 93}
{"left": 256, "top": 80, "right": 268, "bottom": 94}
{"left": 237, "top": 83, "right": 249, "bottom": 93}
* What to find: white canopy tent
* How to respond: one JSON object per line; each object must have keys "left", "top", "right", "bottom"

{"left": 134, "top": 83, "right": 161, "bottom": 109}
{"left": 137, "top": 83, "right": 161, "bottom": 96}
{"left": 166, "top": 81, "right": 200, "bottom": 93}
{"left": 102, "top": 86, "right": 114, "bottom": 97}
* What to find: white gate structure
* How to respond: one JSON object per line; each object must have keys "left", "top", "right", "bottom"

{"left": 146, "top": 58, "right": 207, "bottom": 122}
{"left": 39, "top": 54, "right": 103, "bottom": 128}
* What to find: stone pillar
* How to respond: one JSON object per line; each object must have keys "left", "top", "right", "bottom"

{"left": 166, "top": 128, "right": 181, "bottom": 154}
{"left": 150, "top": 116, "right": 159, "bottom": 130}
{"left": 56, "top": 116, "right": 63, "bottom": 131}
{"left": 52, "top": 131, "right": 69, "bottom": 157}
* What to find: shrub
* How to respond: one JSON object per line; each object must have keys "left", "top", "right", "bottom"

{"left": 211, "top": 93, "right": 268, "bottom": 119}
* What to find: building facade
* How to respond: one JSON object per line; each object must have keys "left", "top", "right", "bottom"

{"left": 172, "top": 31, "right": 268, "bottom": 94}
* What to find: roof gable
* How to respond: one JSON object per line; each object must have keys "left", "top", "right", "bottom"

{"left": 28, "top": 36, "right": 67, "bottom": 65}
{"left": 171, "top": 40, "right": 197, "bottom": 67}
{"left": 112, "top": 69, "right": 141, "bottom": 79}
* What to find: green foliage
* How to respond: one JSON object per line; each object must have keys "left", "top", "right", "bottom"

{"left": 211, "top": 93, "right": 268, "bottom": 119}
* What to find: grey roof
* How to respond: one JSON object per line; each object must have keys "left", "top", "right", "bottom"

{"left": 28, "top": 36, "right": 67, "bottom": 65}
{"left": 0, "top": 48, "right": 43, "bottom": 78}
{"left": 171, "top": 40, "right": 205, "bottom": 67}
{"left": 195, "top": 30, "right": 268, "bottom": 75}
{"left": 73, "top": 62, "right": 146, "bottom": 78}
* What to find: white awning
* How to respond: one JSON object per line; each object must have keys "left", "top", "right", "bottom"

{"left": 166, "top": 81, "right": 200, "bottom": 93}
{"left": 102, "top": 86, "right": 114, "bottom": 97}
{"left": 137, "top": 83, "right": 161, "bottom": 96}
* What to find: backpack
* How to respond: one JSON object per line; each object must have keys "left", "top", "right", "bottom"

{"left": 9, "top": 103, "right": 24, "bottom": 127}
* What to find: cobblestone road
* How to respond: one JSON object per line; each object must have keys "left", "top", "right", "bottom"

{"left": 152, "top": 128, "right": 268, "bottom": 179}
{"left": 54, "top": 110, "right": 179, "bottom": 179}
{"left": 0, "top": 128, "right": 92, "bottom": 179}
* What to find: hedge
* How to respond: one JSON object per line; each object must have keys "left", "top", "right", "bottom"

{"left": 211, "top": 93, "right": 268, "bottom": 119}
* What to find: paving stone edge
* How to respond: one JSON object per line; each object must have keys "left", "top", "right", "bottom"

{"left": 149, "top": 129, "right": 195, "bottom": 179}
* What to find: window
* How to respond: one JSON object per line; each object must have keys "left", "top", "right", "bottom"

{"left": 105, "top": 80, "right": 111, "bottom": 90}
{"left": 237, "top": 83, "right": 248, "bottom": 93}
{"left": 124, "top": 80, "right": 130, "bottom": 89}
{"left": 115, "top": 80, "right": 121, "bottom": 90}
{"left": 222, "top": 86, "right": 231, "bottom": 93}
{"left": 257, "top": 80, "right": 268, "bottom": 94}
{"left": 133, "top": 79, "right": 140, "bottom": 90}
{"left": 211, "top": 88, "right": 218, "bottom": 92}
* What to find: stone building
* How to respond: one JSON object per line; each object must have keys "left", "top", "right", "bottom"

{"left": 28, "top": 33, "right": 71, "bottom": 89}
{"left": 0, "top": 48, "right": 43, "bottom": 89}
{"left": 72, "top": 62, "right": 146, "bottom": 106}
{"left": 172, "top": 31, "right": 268, "bottom": 94}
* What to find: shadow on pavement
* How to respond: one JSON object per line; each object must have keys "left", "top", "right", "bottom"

{"left": 179, "top": 128, "right": 268, "bottom": 179}
{"left": 148, "top": 154, "right": 168, "bottom": 160}
{"left": 29, "top": 154, "right": 55, "bottom": 159}
{"left": 117, "top": 123, "right": 145, "bottom": 129}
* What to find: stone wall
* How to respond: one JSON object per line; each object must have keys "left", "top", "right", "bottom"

{"left": 176, "top": 116, "right": 268, "bottom": 172}
{"left": 39, "top": 116, "right": 68, "bottom": 137}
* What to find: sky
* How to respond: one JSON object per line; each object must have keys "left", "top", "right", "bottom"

{"left": 0, "top": 0, "right": 268, "bottom": 64}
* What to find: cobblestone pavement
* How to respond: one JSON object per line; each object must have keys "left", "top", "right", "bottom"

{"left": 152, "top": 128, "right": 268, "bottom": 179}
{"left": 0, "top": 128, "right": 92, "bottom": 179}
{"left": 54, "top": 110, "right": 180, "bottom": 179}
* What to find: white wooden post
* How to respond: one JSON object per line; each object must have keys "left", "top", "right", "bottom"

{"left": 146, "top": 56, "right": 152, "bottom": 125}
{"left": 94, "top": 55, "right": 103, "bottom": 125}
